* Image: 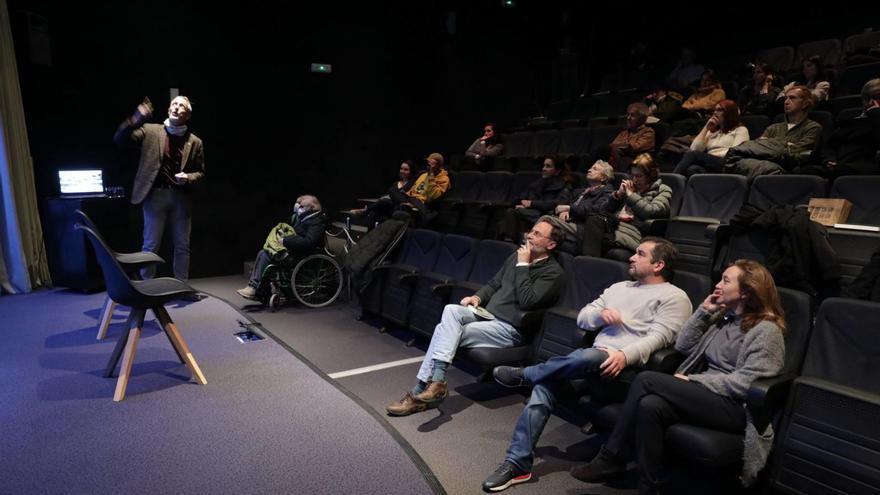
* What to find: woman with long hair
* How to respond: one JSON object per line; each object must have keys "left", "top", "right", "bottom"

{"left": 347, "top": 160, "right": 417, "bottom": 223}
{"left": 570, "top": 259, "right": 786, "bottom": 494}
{"left": 673, "top": 99, "right": 750, "bottom": 176}
{"left": 738, "top": 63, "right": 782, "bottom": 117}
{"left": 779, "top": 54, "right": 832, "bottom": 103}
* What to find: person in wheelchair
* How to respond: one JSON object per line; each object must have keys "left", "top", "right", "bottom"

{"left": 237, "top": 195, "right": 328, "bottom": 300}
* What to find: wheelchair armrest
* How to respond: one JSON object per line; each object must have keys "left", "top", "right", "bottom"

{"left": 646, "top": 347, "right": 685, "bottom": 374}
{"left": 746, "top": 372, "right": 797, "bottom": 432}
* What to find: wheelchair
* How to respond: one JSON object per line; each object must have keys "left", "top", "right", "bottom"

{"left": 253, "top": 223, "right": 356, "bottom": 311}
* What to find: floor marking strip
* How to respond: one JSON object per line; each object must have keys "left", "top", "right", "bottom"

{"left": 328, "top": 356, "right": 425, "bottom": 379}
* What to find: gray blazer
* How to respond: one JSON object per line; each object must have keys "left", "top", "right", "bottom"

{"left": 115, "top": 122, "right": 206, "bottom": 204}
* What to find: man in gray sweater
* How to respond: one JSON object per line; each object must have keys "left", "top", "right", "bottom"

{"left": 387, "top": 217, "right": 566, "bottom": 417}
{"left": 483, "top": 237, "right": 692, "bottom": 492}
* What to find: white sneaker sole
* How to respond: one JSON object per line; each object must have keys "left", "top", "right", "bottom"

{"left": 485, "top": 472, "right": 532, "bottom": 492}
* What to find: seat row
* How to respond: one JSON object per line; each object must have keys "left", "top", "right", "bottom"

{"left": 358, "top": 226, "right": 880, "bottom": 492}
{"left": 419, "top": 172, "right": 880, "bottom": 293}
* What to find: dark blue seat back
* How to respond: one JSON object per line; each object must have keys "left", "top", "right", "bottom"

{"left": 659, "top": 173, "right": 687, "bottom": 217}
{"left": 748, "top": 175, "right": 826, "bottom": 210}
{"left": 394, "top": 229, "right": 442, "bottom": 271}
{"left": 432, "top": 234, "right": 477, "bottom": 280}
{"left": 560, "top": 256, "right": 629, "bottom": 310}
{"left": 830, "top": 176, "right": 880, "bottom": 226}
{"left": 468, "top": 240, "right": 517, "bottom": 284}
{"left": 678, "top": 174, "right": 748, "bottom": 223}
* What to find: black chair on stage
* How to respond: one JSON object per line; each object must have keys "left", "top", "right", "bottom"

{"left": 74, "top": 209, "right": 164, "bottom": 340}
{"left": 76, "top": 224, "right": 206, "bottom": 402}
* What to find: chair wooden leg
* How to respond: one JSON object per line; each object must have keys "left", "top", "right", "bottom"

{"left": 154, "top": 306, "right": 207, "bottom": 385}
{"left": 105, "top": 311, "right": 135, "bottom": 378}
{"left": 96, "top": 297, "right": 117, "bottom": 340}
{"left": 113, "top": 309, "right": 146, "bottom": 402}
{"left": 153, "top": 309, "right": 185, "bottom": 364}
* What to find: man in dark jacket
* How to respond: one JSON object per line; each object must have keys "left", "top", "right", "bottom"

{"left": 387, "top": 216, "right": 567, "bottom": 416}
{"left": 237, "top": 195, "right": 328, "bottom": 299}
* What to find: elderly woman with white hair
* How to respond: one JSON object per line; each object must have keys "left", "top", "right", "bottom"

{"left": 794, "top": 78, "right": 880, "bottom": 179}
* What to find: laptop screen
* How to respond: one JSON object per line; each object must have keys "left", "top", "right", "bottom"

{"left": 59, "top": 169, "right": 103, "bottom": 195}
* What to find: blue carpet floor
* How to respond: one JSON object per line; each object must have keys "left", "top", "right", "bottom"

{"left": 0, "top": 289, "right": 438, "bottom": 495}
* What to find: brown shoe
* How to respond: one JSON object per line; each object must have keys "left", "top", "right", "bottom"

{"left": 413, "top": 381, "right": 448, "bottom": 404}
{"left": 386, "top": 393, "right": 428, "bottom": 416}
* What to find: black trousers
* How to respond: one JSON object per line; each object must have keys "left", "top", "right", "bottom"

{"left": 604, "top": 371, "right": 746, "bottom": 485}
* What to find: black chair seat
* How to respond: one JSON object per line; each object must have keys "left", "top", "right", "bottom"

{"left": 665, "top": 424, "right": 743, "bottom": 467}
{"left": 133, "top": 277, "right": 197, "bottom": 302}
{"left": 115, "top": 250, "right": 165, "bottom": 269}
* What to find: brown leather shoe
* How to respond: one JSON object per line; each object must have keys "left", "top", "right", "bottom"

{"left": 386, "top": 393, "right": 428, "bottom": 416}
{"left": 413, "top": 381, "right": 448, "bottom": 404}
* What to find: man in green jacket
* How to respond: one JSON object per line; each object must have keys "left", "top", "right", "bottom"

{"left": 725, "top": 85, "right": 823, "bottom": 179}
{"left": 387, "top": 216, "right": 566, "bottom": 417}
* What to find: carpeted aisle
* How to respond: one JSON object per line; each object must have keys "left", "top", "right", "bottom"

{"left": 0, "top": 289, "right": 439, "bottom": 495}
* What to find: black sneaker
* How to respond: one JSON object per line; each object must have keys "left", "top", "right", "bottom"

{"left": 570, "top": 446, "right": 626, "bottom": 482}
{"left": 493, "top": 366, "right": 529, "bottom": 388}
{"left": 482, "top": 461, "right": 532, "bottom": 492}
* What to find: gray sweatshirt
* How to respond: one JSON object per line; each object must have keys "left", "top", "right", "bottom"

{"left": 578, "top": 280, "right": 692, "bottom": 366}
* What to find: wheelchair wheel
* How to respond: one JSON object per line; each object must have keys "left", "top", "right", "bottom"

{"left": 291, "top": 254, "right": 343, "bottom": 308}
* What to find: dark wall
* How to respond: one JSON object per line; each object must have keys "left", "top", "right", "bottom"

{"left": 9, "top": 0, "right": 879, "bottom": 278}
{"left": 11, "top": 1, "right": 549, "bottom": 277}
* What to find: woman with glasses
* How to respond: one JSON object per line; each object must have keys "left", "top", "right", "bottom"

{"left": 673, "top": 100, "right": 749, "bottom": 177}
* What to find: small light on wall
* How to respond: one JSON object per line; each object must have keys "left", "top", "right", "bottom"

{"left": 310, "top": 63, "right": 332, "bottom": 74}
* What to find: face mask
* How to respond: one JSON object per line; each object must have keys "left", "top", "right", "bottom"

{"left": 294, "top": 203, "right": 306, "bottom": 217}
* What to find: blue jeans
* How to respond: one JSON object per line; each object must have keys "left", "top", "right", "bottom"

{"left": 248, "top": 250, "right": 272, "bottom": 288}
{"left": 506, "top": 347, "right": 610, "bottom": 470}
{"left": 140, "top": 188, "right": 192, "bottom": 280}
{"left": 415, "top": 304, "right": 523, "bottom": 383}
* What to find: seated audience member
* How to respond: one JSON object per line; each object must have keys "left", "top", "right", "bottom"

{"left": 499, "top": 155, "right": 573, "bottom": 242}
{"left": 237, "top": 195, "right": 328, "bottom": 300}
{"left": 738, "top": 63, "right": 782, "bottom": 117}
{"left": 556, "top": 160, "right": 615, "bottom": 223}
{"left": 571, "top": 260, "right": 786, "bottom": 493}
{"left": 465, "top": 123, "right": 504, "bottom": 170}
{"left": 347, "top": 160, "right": 417, "bottom": 223}
{"left": 585, "top": 103, "right": 656, "bottom": 172}
{"left": 482, "top": 237, "right": 691, "bottom": 493}
{"left": 390, "top": 152, "right": 451, "bottom": 222}
{"left": 673, "top": 100, "right": 750, "bottom": 177}
{"left": 581, "top": 154, "right": 671, "bottom": 257}
{"left": 680, "top": 69, "right": 726, "bottom": 118}
{"left": 644, "top": 84, "right": 683, "bottom": 123}
{"left": 794, "top": 78, "right": 880, "bottom": 179}
{"left": 725, "top": 85, "right": 822, "bottom": 179}
{"left": 666, "top": 47, "right": 706, "bottom": 93}
{"left": 554, "top": 160, "right": 615, "bottom": 254}
{"left": 778, "top": 55, "right": 832, "bottom": 104}
{"left": 386, "top": 217, "right": 566, "bottom": 417}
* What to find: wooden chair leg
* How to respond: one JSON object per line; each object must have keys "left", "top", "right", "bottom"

{"left": 105, "top": 311, "right": 135, "bottom": 378}
{"left": 96, "top": 297, "right": 117, "bottom": 340}
{"left": 113, "top": 308, "right": 146, "bottom": 402}
{"left": 154, "top": 306, "right": 207, "bottom": 385}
